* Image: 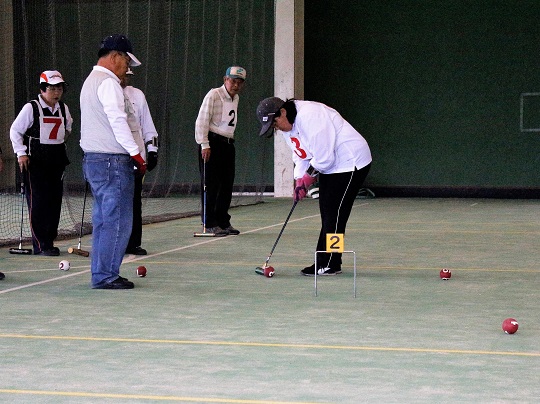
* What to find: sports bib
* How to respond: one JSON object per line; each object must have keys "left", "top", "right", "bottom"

{"left": 219, "top": 100, "right": 237, "bottom": 135}
{"left": 33, "top": 100, "right": 66, "bottom": 144}
{"left": 39, "top": 116, "right": 65, "bottom": 144}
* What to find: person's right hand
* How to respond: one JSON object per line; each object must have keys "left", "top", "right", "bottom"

{"left": 201, "top": 148, "right": 211, "bottom": 162}
{"left": 18, "top": 155, "right": 30, "bottom": 172}
{"left": 132, "top": 153, "right": 147, "bottom": 176}
{"left": 294, "top": 183, "right": 307, "bottom": 201}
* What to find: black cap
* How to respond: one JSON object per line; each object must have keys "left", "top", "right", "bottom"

{"left": 256, "top": 97, "right": 285, "bottom": 137}
{"left": 100, "top": 34, "right": 141, "bottom": 66}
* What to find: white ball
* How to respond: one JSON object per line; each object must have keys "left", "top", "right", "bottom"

{"left": 59, "top": 260, "right": 70, "bottom": 271}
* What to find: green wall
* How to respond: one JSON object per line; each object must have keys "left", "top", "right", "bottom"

{"left": 12, "top": 0, "right": 275, "bottom": 194}
{"left": 305, "top": 1, "right": 540, "bottom": 196}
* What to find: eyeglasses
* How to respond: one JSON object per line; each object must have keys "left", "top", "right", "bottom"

{"left": 46, "top": 85, "right": 64, "bottom": 92}
{"left": 116, "top": 51, "right": 131, "bottom": 65}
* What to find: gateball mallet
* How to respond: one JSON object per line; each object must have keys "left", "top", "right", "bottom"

{"left": 255, "top": 200, "right": 298, "bottom": 277}
{"left": 194, "top": 161, "right": 217, "bottom": 237}
{"left": 9, "top": 172, "right": 32, "bottom": 255}
{"left": 68, "top": 181, "right": 90, "bottom": 257}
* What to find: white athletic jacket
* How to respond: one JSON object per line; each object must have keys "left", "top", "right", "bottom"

{"left": 281, "top": 100, "right": 372, "bottom": 179}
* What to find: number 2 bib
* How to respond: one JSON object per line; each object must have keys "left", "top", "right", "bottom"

{"left": 219, "top": 100, "right": 237, "bottom": 136}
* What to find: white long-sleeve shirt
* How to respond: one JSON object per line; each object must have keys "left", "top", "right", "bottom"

{"left": 10, "top": 94, "right": 73, "bottom": 157}
{"left": 281, "top": 100, "right": 372, "bottom": 179}
{"left": 80, "top": 66, "right": 139, "bottom": 156}
{"left": 123, "top": 85, "right": 158, "bottom": 154}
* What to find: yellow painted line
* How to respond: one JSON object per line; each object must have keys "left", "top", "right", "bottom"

{"left": 0, "top": 333, "right": 538, "bottom": 357}
{"left": 350, "top": 228, "right": 540, "bottom": 235}
{"left": 0, "top": 389, "right": 320, "bottom": 403}
{"left": 352, "top": 266, "right": 539, "bottom": 273}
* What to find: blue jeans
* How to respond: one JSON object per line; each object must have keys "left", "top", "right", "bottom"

{"left": 83, "top": 153, "right": 134, "bottom": 288}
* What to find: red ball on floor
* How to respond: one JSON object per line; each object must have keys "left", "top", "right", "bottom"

{"left": 136, "top": 266, "right": 147, "bottom": 277}
{"left": 439, "top": 268, "right": 451, "bottom": 280}
{"left": 264, "top": 266, "right": 275, "bottom": 278}
{"left": 502, "top": 318, "right": 519, "bottom": 334}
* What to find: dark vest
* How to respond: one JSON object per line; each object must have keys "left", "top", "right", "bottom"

{"left": 23, "top": 100, "right": 70, "bottom": 168}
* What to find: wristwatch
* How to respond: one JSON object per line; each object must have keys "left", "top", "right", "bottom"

{"left": 306, "top": 165, "right": 318, "bottom": 177}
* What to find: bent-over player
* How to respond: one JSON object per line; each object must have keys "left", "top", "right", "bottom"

{"left": 257, "top": 97, "right": 372, "bottom": 276}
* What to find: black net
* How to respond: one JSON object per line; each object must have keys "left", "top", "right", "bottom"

{"left": 1, "top": 0, "right": 275, "bottom": 246}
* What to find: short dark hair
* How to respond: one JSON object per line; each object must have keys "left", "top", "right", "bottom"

{"left": 275, "top": 99, "right": 297, "bottom": 124}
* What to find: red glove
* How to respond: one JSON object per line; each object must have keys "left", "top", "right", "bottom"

{"left": 294, "top": 173, "right": 318, "bottom": 202}
{"left": 132, "top": 153, "right": 147, "bottom": 176}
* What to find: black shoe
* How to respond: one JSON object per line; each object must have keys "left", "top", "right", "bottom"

{"left": 301, "top": 264, "right": 342, "bottom": 276}
{"left": 125, "top": 246, "right": 147, "bottom": 255}
{"left": 94, "top": 277, "right": 134, "bottom": 289}
{"left": 205, "top": 226, "right": 229, "bottom": 237}
{"left": 35, "top": 248, "right": 60, "bottom": 257}
{"left": 0, "top": 272, "right": 5, "bottom": 280}
{"left": 223, "top": 225, "right": 240, "bottom": 235}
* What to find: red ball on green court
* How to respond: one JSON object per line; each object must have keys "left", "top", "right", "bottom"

{"left": 502, "top": 318, "right": 518, "bottom": 334}
{"left": 136, "top": 266, "right": 147, "bottom": 277}
{"left": 264, "top": 266, "right": 275, "bottom": 277}
{"left": 439, "top": 268, "right": 451, "bottom": 280}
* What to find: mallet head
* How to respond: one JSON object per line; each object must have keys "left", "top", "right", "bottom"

{"left": 68, "top": 247, "right": 90, "bottom": 257}
{"left": 255, "top": 266, "right": 275, "bottom": 278}
{"left": 9, "top": 247, "right": 32, "bottom": 255}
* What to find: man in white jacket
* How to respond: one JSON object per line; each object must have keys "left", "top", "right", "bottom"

{"left": 121, "top": 69, "right": 159, "bottom": 255}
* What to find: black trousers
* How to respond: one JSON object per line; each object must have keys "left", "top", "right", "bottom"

{"left": 24, "top": 163, "right": 65, "bottom": 253}
{"left": 127, "top": 174, "right": 143, "bottom": 250}
{"left": 198, "top": 134, "right": 235, "bottom": 229}
{"left": 315, "top": 163, "right": 371, "bottom": 270}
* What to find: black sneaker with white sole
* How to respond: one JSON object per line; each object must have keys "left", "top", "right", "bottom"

{"left": 301, "top": 264, "right": 342, "bottom": 276}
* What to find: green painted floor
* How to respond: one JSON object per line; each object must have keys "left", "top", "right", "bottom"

{"left": 1, "top": 198, "right": 539, "bottom": 403}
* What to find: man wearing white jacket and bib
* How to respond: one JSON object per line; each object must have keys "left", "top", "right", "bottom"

{"left": 257, "top": 97, "right": 372, "bottom": 276}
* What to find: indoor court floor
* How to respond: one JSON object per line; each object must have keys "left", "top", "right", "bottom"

{"left": 1, "top": 197, "right": 539, "bottom": 403}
